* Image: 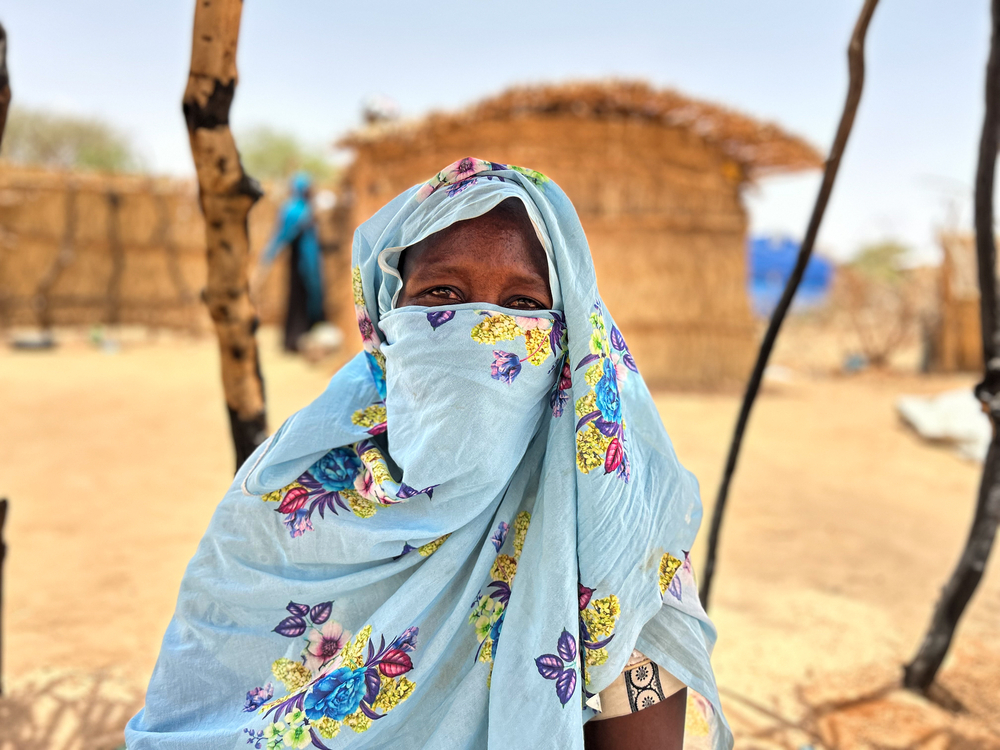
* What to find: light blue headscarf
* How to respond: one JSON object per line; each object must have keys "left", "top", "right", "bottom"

{"left": 127, "top": 158, "right": 731, "bottom": 750}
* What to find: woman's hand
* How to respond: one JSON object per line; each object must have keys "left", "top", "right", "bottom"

{"left": 583, "top": 688, "right": 687, "bottom": 750}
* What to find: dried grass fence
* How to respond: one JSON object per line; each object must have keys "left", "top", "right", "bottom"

{"left": 0, "top": 166, "right": 343, "bottom": 334}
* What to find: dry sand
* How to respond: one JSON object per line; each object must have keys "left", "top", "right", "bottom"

{"left": 0, "top": 328, "right": 997, "bottom": 748}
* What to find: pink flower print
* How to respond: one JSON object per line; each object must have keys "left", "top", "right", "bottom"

{"left": 415, "top": 182, "right": 436, "bottom": 203}
{"left": 304, "top": 620, "right": 351, "bottom": 674}
{"left": 356, "top": 308, "right": 378, "bottom": 348}
{"left": 515, "top": 316, "right": 552, "bottom": 332}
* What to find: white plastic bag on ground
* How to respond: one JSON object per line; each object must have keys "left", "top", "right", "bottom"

{"left": 896, "top": 389, "right": 991, "bottom": 461}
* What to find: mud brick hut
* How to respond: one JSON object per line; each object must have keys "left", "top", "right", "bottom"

{"left": 333, "top": 81, "right": 822, "bottom": 387}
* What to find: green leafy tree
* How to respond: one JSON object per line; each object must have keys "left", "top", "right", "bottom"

{"left": 238, "top": 126, "right": 335, "bottom": 183}
{"left": 0, "top": 107, "right": 138, "bottom": 172}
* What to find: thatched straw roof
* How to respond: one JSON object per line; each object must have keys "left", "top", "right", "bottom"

{"left": 340, "top": 80, "right": 823, "bottom": 179}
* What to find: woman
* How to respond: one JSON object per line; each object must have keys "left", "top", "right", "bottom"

{"left": 257, "top": 172, "right": 326, "bottom": 352}
{"left": 126, "top": 159, "right": 731, "bottom": 749}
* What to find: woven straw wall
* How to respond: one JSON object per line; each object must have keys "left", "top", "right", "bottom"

{"left": 0, "top": 167, "right": 343, "bottom": 332}
{"left": 336, "top": 115, "right": 757, "bottom": 387}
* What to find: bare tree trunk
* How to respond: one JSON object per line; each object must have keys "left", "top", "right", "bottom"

{"left": 0, "top": 23, "right": 10, "bottom": 148}
{"left": 182, "top": 0, "right": 267, "bottom": 471}
{"left": 903, "top": 0, "right": 1000, "bottom": 693}
{"left": 700, "top": 0, "right": 881, "bottom": 609}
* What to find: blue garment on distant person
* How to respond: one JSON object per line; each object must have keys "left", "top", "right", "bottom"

{"left": 263, "top": 172, "right": 325, "bottom": 324}
{"left": 126, "top": 159, "right": 731, "bottom": 749}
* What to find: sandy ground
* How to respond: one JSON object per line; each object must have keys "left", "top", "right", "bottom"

{"left": 0, "top": 328, "right": 997, "bottom": 748}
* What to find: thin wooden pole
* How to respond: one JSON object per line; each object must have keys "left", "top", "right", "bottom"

{"left": 700, "top": 0, "right": 881, "bottom": 609}
{"left": 0, "top": 498, "right": 7, "bottom": 696}
{"left": 182, "top": 0, "right": 268, "bottom": 470}
{"left": 0, "top": 23, "right": 10, "bottom": 149}
{"left": 903, "top": 0, "right": 1000, "bottom": 692}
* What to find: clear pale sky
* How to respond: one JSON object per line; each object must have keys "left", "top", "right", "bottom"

{"left": 1, "top": 0, "right": 990, "bottom": 262}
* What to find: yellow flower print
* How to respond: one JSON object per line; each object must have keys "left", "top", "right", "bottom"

{"left": 313, "top": 717, "right": 341, "bottom": 739}
{"left": 478, "top": 637, "right": 493, "bottom": 662}
{"left": 343, "top": 709, "right": 372, "bottom": 733}
{"left": 576, "top": 423, "right": 612, "bottom": 473}
{"left": 471, "top": 313, "right": 521, "bottom": 345}
{"left": 581, "top": 595, "right": 620, "bottom": 640}
{"left": 659, "top": 553, "right": 683, "bottom": 595}
{"left": 341, "top": 625, "right": 372, "bottom": 670}
{"left": 271, "top": 659, "right": 310, "bottom": 692}
{"left": 523, "top": 327, "right": 552, "bottom": 366}
{"left": 585, "top": 647, "right": 609, "bottom": 667}
{"left": 351, "top": 404, "right": 387, "bottom": 429}
{"left": 360, "top": 449, "right": 393, "bottom": 485}
{"left": 352, "top": 266, "right": 365, "bottom": 307}
{"left": 342, "top": 489, "right": 377, "bottom": 519}
{"left": 418, "top": 534, "right": 450, "bottom": 557}
{"left": 371, "top": 674, "right": 416, "bottom": 712}
{"left": 575, "top": 390, "right": 598, "bottom": 419}
{"left": 513, "top": 511, "right": 531, "bottom": 559}
{"left": 261, "top": 481, "right": 302, "bottom": 504}
{"left": 490, "top": 554, "right": 518, "bottom": 584}
{"left": 685, "top": 693, "right": 712, "bottom": 736}
{"left": 584, "top": 362, "right": 604, "bottom": 387}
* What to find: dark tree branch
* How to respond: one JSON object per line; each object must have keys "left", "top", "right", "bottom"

{"left": 0, "top": 23, "right": 10, "bottom": 149}
{"left": 183, "top": 0, "right": 267, "bottom": 471}
{"left": 700, "top": 0, "right": 881, "bottom": 609}
{"left": 903, "top": 0, "right": 1000, "bottom": 693}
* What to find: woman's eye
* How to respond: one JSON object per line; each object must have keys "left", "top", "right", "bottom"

{"left": 425, "top": 287, "right": 462, "bottom": 300}
{"left": 507, "top": 297, "right": 544, "bottom": 310}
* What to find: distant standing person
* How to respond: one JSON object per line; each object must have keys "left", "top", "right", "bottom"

{"left": 258, "top": 172, "right": 326, "bottom": 352}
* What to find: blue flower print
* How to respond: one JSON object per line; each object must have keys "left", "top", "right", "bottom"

{"left": 365, "top": 350, "right": 387, "bottom": 399}
{"left": 490, "top": 607, "right": 507, "bottom": 659}
{"left": 304, "top": 666, "right": 367, "bottom": 722}
{"left": 594, "top": 358, "right": 621, "bottom": 424}
{"left": 311, "top": 447, "right": 363, "bottom": 492}
{"left": 491, "top": 351, "right": 522, "bottom": 384}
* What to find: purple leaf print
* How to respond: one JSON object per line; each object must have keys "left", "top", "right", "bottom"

{"left": 491, "top": 351, "right": 522, "bottom": 384}
{"left": 579, "top": 584, "right": 595, "bottom": 611}
{"left": 610, "top": 326, "right": 626, "bottom": 352}
{"left": 576, "top": 410, "right": 600, "bottom": 431}
{"left": 549, "top": 313, "right": 566, "bottom": 355}
{"left": 555, "top": 668, "right": 578, "bottom": 706}
{"left": 308, "top": 731, "right": 326, "bottom": 750}
{"left": 427, "top": 310, "right": 456, "bottom": 329}
{"left": 359, "top": 702, "right": 385, "bottom": 721}
{"left": 557, "top": 630, "right": 577, "bottom": 662}
{"left": 309, "top": 601, "right": 333, "bottom": 625}
{"left": 397, "top": 483, "right": 436, "bottom": 500}
{"left": 550, "top": 387, "right": 569, "bottom": 418}
{"left": 364, "top": 667, "right": 381, "bottom": 704}
{"left": 575, "top": 352, "right": 600, "bottom": 371}
{"left": 487, "top": 580, "right": 512, "bottom": 605}
{"left": 617, "top": 449, "right": 631, "bottom": 482}
{"left": 286, "top": 602, "right": 310, "bottom": 617}
{"left": 534, "top": 654, "right": 564, "bottom": 680}
{"left": 585, "top": 634, "right": 615, "bottom": 650}
{"left": 623, "top": 350, "right": 638, "bottom": 373}
{"left": 273, "top": 615, "right": 307, "bottom": 638}
{"left": 593, "top": 417, "right": 620, "bottom": 437}
{"left": 667, "top": 574, "right": 683, "bottom": 601}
